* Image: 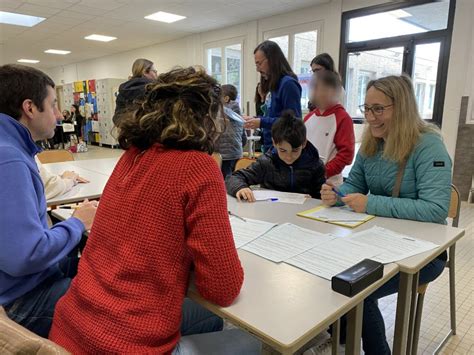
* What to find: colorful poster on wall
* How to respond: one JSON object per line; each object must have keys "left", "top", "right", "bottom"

{"left": 74, "top": 81, "right": 83, "bottom": 93}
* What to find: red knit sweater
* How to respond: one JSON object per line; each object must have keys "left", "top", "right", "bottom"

{"left": 49, "top": 145, "right": 244, "bottom": 354}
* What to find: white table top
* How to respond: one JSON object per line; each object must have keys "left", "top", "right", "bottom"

{"left": 43, "top": 157, "right": 120, "bottom": 178}
{"left": 43, "top": 163, "right": 110, "bottom": 206}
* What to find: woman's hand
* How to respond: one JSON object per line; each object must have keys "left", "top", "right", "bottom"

{"left": 341, "top": 193, "right": 368, "bottom": 213}
{"left": 243, "top": 116, "right": 261, "bottom": 130}
{"left": 320, "top": 184, "right": 337, "bottom": 206}
{"left": 236, "top": 188, "right": 256, "bottom": 202}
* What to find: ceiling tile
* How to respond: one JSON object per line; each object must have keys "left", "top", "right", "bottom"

{"left": 16, "top": 3, "right": 62, "bottom": 17}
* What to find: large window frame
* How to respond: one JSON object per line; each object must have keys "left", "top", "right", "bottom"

{"left": 204, "top": 37, "right": 245, "bottom": 107}
{"left": 263, "top": 21, "right": 323, "bottom": 113}
{"left": 339, "top": 0, "right": 456, "bottom": 126}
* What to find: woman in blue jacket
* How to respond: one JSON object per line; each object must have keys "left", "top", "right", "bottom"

{"left": 321, "top": 75, "right": 451, "bottom": 354}
{"left": 244, "top": 40, "right": 302, "bottom": 152}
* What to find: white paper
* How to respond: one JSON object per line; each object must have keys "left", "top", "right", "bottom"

{"left": 287, "top": 238, "right": 385, "bottom": 280}
{"left": 349, "top": 226, "right": 439, "bottom": 263}
{"left": 305, "top": 206, "right": 370, "bottom": 226}
{"left": 230, "top": 217, "right": 277, "bottom": 248}
{"left": 242, "top": 223, "right": 335, "bottom": 262}
{"left": 252, "top": 190, "right": 309, "bottom": 204}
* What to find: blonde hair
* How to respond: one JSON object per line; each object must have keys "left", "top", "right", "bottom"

{"left": 360, "top": 75, "right": 440, "bottom": 162}
{"left": 131, "top": 58, "right": 154, "bottom": 78}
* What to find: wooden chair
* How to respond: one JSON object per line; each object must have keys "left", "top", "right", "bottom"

{"left": 0, "top": 306, "right": 70, "bottom": 354}
{"left": 211, "top": 153, "right": 222, "bottom": 168}
{"left": 234, "top": 157, "right": 256, "bottom": 172}
{"left": 37, "top": 150, "right": 74, "bottom": 164}
{"left": 410, "top": 184, "right": 461, "bottom": 355}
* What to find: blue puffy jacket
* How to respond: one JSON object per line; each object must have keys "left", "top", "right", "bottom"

{"left": 339, "top": 133, "right": 452, "bottom": 224}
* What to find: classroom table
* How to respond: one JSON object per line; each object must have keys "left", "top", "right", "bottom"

{"left": 225, "top": 197, "right": 465, "bottom": 355}
{"left": 51, "top": 202, "right": 398, "bottom": 355}
{"left": 50, "top": 188, "right": 465, "bottom": 355}
{"left": 43, "top": 163, "right": 110, "bottom": 206}
{"left": 66, "top": 157, "right": 120, "bottom": 176}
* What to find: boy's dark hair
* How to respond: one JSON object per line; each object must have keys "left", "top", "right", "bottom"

{"left": 0, "top": 64, "right": 55, "bottom": 120}
{"left": 272, "top": 110, "right": 306, "bottom": 148}
{"left": 221, "top": 84, "right": 238, "bottom": 101}
{"left": 254, "top": 40, "right": 298, "bottom": 92}
{"left": 315, "top": 70, "right": 342, "bottom": 90}
{"left": 311, "top": 53, "right": 335, "bottom": 72}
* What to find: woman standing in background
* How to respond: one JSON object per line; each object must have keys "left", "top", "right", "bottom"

{"left": 244, "top": 40, "right": 302, "bottom": 152}
{"left": 112, "top": 58, "right": 158, "bottom": 126}
{"left": 70, "top": 104, "right": 84, "bottom": 140}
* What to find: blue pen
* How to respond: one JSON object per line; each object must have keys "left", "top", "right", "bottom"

{"left": 256, "top": 198, "right": 279, "bottom": 202}
{"left": 332, "top": 187, "right": 346, "bottom": 198}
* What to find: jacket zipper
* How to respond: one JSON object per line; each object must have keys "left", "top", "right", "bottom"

{"left": 290, "top": 166, "right": 294, "bottom": 191}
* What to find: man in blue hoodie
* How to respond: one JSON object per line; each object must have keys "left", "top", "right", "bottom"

{"left": 0, "top": 64, "right": 97, "bottom": 337}
{"left": 244, "top": 40, "right": 302, "bottom": 152}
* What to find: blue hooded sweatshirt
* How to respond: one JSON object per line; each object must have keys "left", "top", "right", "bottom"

{"left": 0, "top": 113, "right": 85, "bottom": 305}
{"left": 259, "top": 75, "right": 302, "bottom": 151}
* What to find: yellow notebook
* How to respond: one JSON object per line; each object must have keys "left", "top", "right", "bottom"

{"left": 297, "top": 205, "right": 375, "bottom": 228}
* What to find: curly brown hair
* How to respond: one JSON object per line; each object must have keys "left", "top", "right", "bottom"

{"left": 117, "top": 66, "right": 223, "bottom": 153}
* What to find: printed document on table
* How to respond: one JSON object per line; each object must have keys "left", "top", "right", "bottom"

{"left": 287, "top": 238, "right": 385, "bottom": 280}
{"left": 252, "top": 190, "right": 309, "bottom": 204}
{"left": 229, "top": 217, "right": 277, "bottom": 248}
{"left": 242, "top": 223, "right": 335, "bottom": 262}
{"left": 298, "top": 205, "right": 375, "bottom": 228}
{"left": 348, "top": 226, "right": 439, "bottom": 263}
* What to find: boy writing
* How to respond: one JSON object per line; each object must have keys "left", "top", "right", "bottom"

{"left": 226, "top": 111, "right": 325, "bottom": 202}
{"left": 304, "top": 71, "right": 355, "bottom": 185}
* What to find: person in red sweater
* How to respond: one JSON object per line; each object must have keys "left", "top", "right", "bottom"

{"left": 304, "top": 70, "right": 355, "bottom": 185}
{"left": 49, "top": 67, "right": 261, "bottom": 355}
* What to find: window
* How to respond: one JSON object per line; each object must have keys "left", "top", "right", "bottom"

{"left": 413, "top": 42, "right": 440, "bottom": 119}
{"left": 346, "top": 48, "right": 403, "bottom": 117}
{"left": 268, "top": 35, "right": 289, "bottom": 58}
{"left": 340, "top": 0, "right": 456, "bottom": 125}
{"left": 265, "top": 25, "right": 321, "bottom": 112}
{"left": 205, "top": 42, "right": 242, "bottom": 105}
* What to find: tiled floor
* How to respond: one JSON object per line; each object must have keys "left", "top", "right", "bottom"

{"left": 74, "top": 146, "right": 474, "bottom": 354}
{"left": 72, "top": 144, "right": 123, "bottom": 161}
{"left": 381, "top": 202, "right": 474, "bottom": 354}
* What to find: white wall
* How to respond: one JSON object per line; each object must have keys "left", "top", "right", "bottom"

{"left": 44, "top": 0, "right": 471, "bottom": 158}
{"left": 441, "top": 0, "right": 473, "bottom": 157}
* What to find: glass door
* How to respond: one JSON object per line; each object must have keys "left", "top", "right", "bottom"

{"left": 345, "top": 47, "right": 404, "bottom": 118}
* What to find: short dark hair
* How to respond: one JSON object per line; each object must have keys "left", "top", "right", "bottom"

{"left": 254, "top": 40, "right": 297, "bottom": 92}
{"left": 221, "top": 84, "right": 238, "bottom": 101}
{"left": 272, "top": 110, "right": 306, "bottom": 148}
{"left": 118, "top": 66, "right": 222, "bottom": 153}
{"left": 311, "top": 53, "right": 335, "bottom": 72}
{"left": 0, "top": 64, "right": 55, "bottom": 120}
{"left": 315, "top": 70, "right": 342, "bottom": 90}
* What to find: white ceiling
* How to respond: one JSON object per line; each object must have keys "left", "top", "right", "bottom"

{"left": 0, "top": 0, "right": 329, "bottom": 69}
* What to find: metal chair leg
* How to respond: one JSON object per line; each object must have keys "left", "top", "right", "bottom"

{"left": 448, "top": 245, "right": 456, "bottom": 335}
{"left": 412, "top": 289, "right": 427, "bottom": 355}
{"left": 332, "top": 319, "right": 340, "bottom": 355}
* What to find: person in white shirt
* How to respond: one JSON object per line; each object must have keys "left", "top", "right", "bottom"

{"left": 35, "top": 156, "right": 88, "bottom": 200}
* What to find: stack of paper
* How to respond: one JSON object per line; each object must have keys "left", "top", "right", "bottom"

{"left": 242, "top": 223, "right": 335, "bottom": 262}
{"left": 348, "top": 226, "right": 440, "bottom": 263}
{"left": 252, "top": 190, "right": 309, "bottom": 204}
{"left": 229, "top": 217, "right": 277, "bottom": 248}
{"left": 287, "top": 238, "right": 385, "bottom": 280}
{"left": 297, "top": 205, "right": 375, "bottom": 228}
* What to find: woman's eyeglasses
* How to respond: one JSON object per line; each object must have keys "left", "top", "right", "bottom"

{"left": 359, "top": 104, "right": 393, "bottom": 116}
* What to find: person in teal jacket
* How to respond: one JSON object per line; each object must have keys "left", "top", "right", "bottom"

{"left": 319, "top": 75, "right": 451, "bottom": 355}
